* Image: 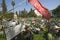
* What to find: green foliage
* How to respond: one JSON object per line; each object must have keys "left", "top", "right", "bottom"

{"left": 52, "top": 5, "right": 60, "bottom": 17}
{"left": 28, "top": 8, "right": 37, "bottom": 17}
{"left": 19, "top": 8, "right": 37, "bottom": 18}
{"left": 34, "top": 33, "right": 45, "bottom": 40}
{"left": 0, "top": 11, "right": 2, "bottom": 16}
{"left": 2, "top": 0, "right": 7, "bottom": 14}
{"left": 16, "top": 11, "right": 18, "bottom": 16}
{"left": 0, "top": 34, "right": 6, "bottom": 40}
{"left": 2, "top": 12, "right": 14, "bottom": 20}
{"left": 11, "top": 0, "right": 15, "bottom": 7}
{"left": 20, "top": 9, "right": 28, "bottom": 18}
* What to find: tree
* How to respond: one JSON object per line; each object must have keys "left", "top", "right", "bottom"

{"left": 11, "top": 0, "right": 15, "bottom": 12}
{"left": 21, "top": 9, "right": 28, "bottom": 18}
{"left": 52, "top": 5, "right": 60, "bottom": 17}
{"left": 2, "top": 12, "right": 14, "bottom": 21}
{"left": 16, "top": 11, "right": 19, "bottom": 16}
{"left": 2, "top": 0, "right": 7, "bottom": 14}
{"left": 0, "top": 11, "right": 2, "bottom": 15}
{"left": 19, "top": 10, "right": 22, "bottom": 17}
{"left": 28, "top": 8, "right": 37, "bottom": 17}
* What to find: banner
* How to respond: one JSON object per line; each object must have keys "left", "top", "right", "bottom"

{"left": 29, "top": 0, "right": 51, "bottom": 20}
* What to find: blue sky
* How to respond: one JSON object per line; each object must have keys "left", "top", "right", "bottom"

{"left": 0, "top": 0, "right": 60, "bottom": 12}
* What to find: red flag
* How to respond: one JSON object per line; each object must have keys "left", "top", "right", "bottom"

{"left": 28, "top": 0, "right": 51, "bottom": 20}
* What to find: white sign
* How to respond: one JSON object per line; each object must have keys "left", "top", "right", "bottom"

{"left": 5, "top": 23, "right": 25, "bottom": 40}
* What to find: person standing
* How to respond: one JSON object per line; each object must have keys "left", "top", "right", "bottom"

{"left": 23, "top": 25, "right": 33, "bottom": 40}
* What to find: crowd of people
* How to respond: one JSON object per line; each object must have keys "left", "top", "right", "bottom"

{"left": 0, "top": 17, "right": 60, "bottom": 40}
{"left": 10, "top": 18, "right": 60, "bottom": 40}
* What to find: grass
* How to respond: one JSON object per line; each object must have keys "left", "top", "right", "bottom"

{"left": 34, "top": 34, "right": 45, "bottom": 40}
{"left": 0, "top": 18, "right": 60, "bottom": 40}
{"left": 0, "top": 29, "right": 60, "bottom": 40}
{"left": 0, "top": 32, "right": 46, "bottom": 40}
{"left": 0, "top": 34, "right": 6, "bottom": 40}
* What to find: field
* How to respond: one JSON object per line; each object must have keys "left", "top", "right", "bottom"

{"left": 0, "top": 31, "right": 46, "bottom": 40}
{"left": 0, "top": 18, "right": 60, "bottom": 40}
